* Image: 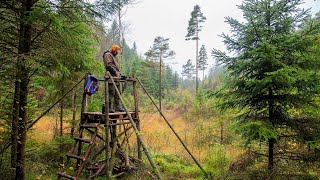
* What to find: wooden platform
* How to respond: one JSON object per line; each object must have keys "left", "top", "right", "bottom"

{"left": 81, "top": 111, "right": 136, "bottom": 123}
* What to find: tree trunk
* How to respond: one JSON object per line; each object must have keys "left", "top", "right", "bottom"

{"left": 60, "top": 79, "right": 64, "bottom": 137}
{"left": 159, "top": 56, "right": 162, "bottom": 112}
{"left": 71, "top": 89, "right": 76, "bottom": 136}
{"left": 118, "top": 6, "right": 123, "bottom": 69}
{"left": 16, "top": 74, "right": 28, "bottom": 180}
{"left": 202, "top": 69, "right": 205, "bottom": 88}
{"left": 60, "top": 82, "right": 64, "bottom": 163}
{"left": 55, "top": 109, "right": 58, "bottom": 138}
{"left": 195, "top": 20, "right": 199, "bottom": 93}
{"left": 268, "top": 138, "right": 275, "bottom": 175}
{"left": 14, "top": 0, "right": 33, "bottom": 179}
{"left": 60, "top": 100, "right": 63, "bottom": 137}
{"left": 268, "top": 86, "right": 275, "bottom": 175}
{"left": 11, "top": 80, "right": 20, "bottom": 171}
{"left": 266, "top": 3, "right": 275, "bottom": 176}
{"left": 220, "top": 121, "right": 224, "bottom": 144}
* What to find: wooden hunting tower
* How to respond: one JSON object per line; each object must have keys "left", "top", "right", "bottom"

{"left": 57, "top": 73, "right": 162, "bottom": 179}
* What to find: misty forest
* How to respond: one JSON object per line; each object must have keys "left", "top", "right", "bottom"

{"left": 1, "top": 0, "right": 320, "bottom": 179}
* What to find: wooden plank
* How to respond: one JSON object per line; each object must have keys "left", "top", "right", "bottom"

{"left": 82, "top": 111, "right": 136, "bottom": 116}
{"left": 108, "top": 122, "right": 131, "bottom": 126}
{"left": 66, "top": 153, "right": 84, "bottom": 161}
{"left": 73, "top": 137, "right": 91, "bottom": 144}
{"left": 57, "top": 172, "right": 75, "bottom": 180}
{"left": 80, "top": 125, "right": 97, "bottom": 129}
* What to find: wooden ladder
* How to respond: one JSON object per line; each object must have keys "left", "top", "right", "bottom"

{"left": 57, "top": 123, "right": 100, "bottom": 180}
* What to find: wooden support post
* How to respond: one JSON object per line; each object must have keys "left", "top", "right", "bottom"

{"left": 77, "top": 75, "right": 88, "bottom": 170}
{"left": 121, "top": 122, "right": 131, "bottom": 167}
{"left": 71, "top": 89, "right": 77, "bottom": 136}
{"left": 133, "top": 79, "right": 142, "bottom": 160}
{"left": 110, "top": 138, "right": 117, "bottom": 173}
{"left": 80, "top": 74, "right": 88, "bottom": 122}
{"left": 104, "top": 76, "right": 111, "bottom": 179}
{"left": 109, "top": 117, "right": 118, "bottom": 173}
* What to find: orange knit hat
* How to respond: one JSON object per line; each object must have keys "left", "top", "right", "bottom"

{"left": 111, "top": 45, "right": 121, "bottom": 52}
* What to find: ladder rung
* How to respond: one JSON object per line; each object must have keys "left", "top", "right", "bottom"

{"left": 108, "top": 112, "right": 134, "bottom": 115}
{"left": 74, "top": 137, "right": 91, "bottom": 143}
{"left": 80, "top": 125, "right": 98, "bottom": 129}
{"left": 109, "top": 118, "right": 125, "bottom": 121}
{"left": 57, "top": 172, "right": 75, "bottom": 180}
{"left": 108, "top": 122, "right": 131, "bottom": 126}
{"left": 66, "top": 153, "right": 84, "bottom": 161}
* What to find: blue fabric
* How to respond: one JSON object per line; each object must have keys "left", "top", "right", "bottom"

{"left": 84, "top": 73, "right": 98, "bottom": 96}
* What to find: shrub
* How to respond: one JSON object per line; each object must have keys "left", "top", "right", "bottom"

{"left": 203, "top": 145, "right": 230, "bottom": 178}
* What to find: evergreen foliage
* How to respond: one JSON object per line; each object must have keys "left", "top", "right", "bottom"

{"left": 1, "top": 0, "right": 320, "bottom": 179}
{"left": 212, "top": 0, "right": 320, "bottom": 173}
{"left": 198, "top": 45, "right": 208, "bottom": 87}
{"left": 0, "top": 0, "right": 112, "bottom": 178}
{"left": 145, "top": 36, "right": 175, "bottom": 62}
{"left": 109, "top": 20, "right": 120, "bottom": 43}
{"left": 164, "top": 65, "right": 176, "bottom": 90}
{"left": 182, "top": 59, "right": 196, "bottom": 80}
{"left": 198, "top": 45, "right": 208, "bottom": 72}
{"left": 144, "top": 36, "right": 175, "bottom": 109}
{"left": 185, "top": 5, "right": 206, "bottom": 41}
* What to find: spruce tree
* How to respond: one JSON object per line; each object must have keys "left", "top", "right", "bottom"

{"left": 212, "top": 0, "right": 320, "bottom": 174}
{"left": 109, "top": 0, "right": 137, "bottom": 67}
{"left": 185, "top": 5, "right": 206, "bottom": 93}
{"left": 182, "top": 59, "right": 196, "bottom": 80}
{"left": 164, "top": 65, "right": 175, "bottom": 90}
{"left": 198, "top": 45, "right": 208, "bottom": 88}
{"left": 109, "top": 20, "right": 120, "bottom": 43}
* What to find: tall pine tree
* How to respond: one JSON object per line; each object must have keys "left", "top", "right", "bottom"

{"left": 145, "top": 36, "right": 175, "bottom": 111}
{"left": 185, "top": 5, "right": 206, "bottom": 93}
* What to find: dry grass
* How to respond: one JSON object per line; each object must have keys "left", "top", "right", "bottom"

{"left": 28, "top": 115, "right": 72, "bottom": 142}
{"left": 140, "top": 109, "right": 187, "bottom": 152}
{"left": 27, "top": 109, "right": 201, "bottom": 153}
{"left": 26, "top": 108, "right": 241, "bottom": 166}
{"left": 0, "top": 122, "right": 5, "bottom": 132}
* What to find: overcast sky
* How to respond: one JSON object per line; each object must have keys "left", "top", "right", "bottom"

{"left": 120, "top": 0, "right": 320, "bottom": 77}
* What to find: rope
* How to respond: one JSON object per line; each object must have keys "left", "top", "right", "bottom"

{"left": 136, "top": 77, "right": 211, "bottom": 179}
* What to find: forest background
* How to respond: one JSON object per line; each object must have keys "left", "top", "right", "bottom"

{"left": 0, "top": 0, "right": 320, "bottom": 179}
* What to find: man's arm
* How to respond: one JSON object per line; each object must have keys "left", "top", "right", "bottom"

{"left": 106, "top": 66, "right": 118, "bottom": 76}
{"left": 103, "top": 53, "right": 120, "bottom": 77}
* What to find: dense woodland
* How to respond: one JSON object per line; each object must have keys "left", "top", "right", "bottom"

{"left": 0, "top": 0, "right": 320, "bottom": 179}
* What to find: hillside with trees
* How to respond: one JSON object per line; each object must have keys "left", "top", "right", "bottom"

{"left": 0, "top": 0, "right": 320, "bottom": 179}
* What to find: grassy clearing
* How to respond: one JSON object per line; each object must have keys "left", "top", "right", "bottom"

{"left": 23, "top": 105, "right": 242, "bottom": 179}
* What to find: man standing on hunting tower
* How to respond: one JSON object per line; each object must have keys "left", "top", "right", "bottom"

{"left": 103, "top": 45, "right": 124, "bottom": 112}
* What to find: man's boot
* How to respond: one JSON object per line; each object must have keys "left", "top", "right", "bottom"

{"left": 115, "top": 95, "right": 125, "bottom": 112}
